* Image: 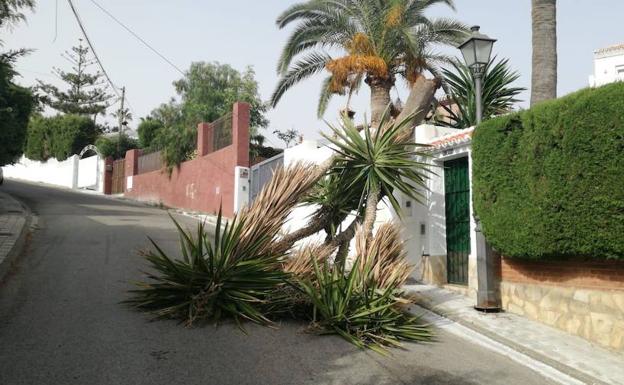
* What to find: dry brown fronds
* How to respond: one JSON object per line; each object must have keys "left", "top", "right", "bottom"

{"left": 284, "top": 243, "right": 334, "bottom": 280}
{"left": 354, "top": 223, "right": 413, "bottom": 289}
{"left": 234, "top": 162, "right": 325, "bottom": 259}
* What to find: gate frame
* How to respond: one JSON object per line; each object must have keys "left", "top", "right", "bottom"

{"left": 77, "top": 144, "right": 103, "bottom": 191}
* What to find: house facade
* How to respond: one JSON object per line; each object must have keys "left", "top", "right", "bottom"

{"left": 589, "top": 43, "right": 624, "bottom": 87}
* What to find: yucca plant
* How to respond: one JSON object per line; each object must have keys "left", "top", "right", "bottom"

{"left": 125, "top": 212, "right": 287, "bottom": 327}
{"left": 324, "top": 109, "right": 431, "bottom": 235}
{"left": 297, "top": 257, "right": 431, "bottom": 354}
{"left": 127, "top": 164, "right": 324, "bottom": 327}
{"left": 436, "top": 57, "right": 525, "bottom": 128}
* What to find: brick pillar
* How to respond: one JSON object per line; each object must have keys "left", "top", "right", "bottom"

{"left": 232, "top": 102, "right": 250, "bottom": 167}
{"left": 125, "top": 149, "right": 140, "bottom": 178}
{"left": 103, "top": 156, "right": 113, "bottom": 195}
{"left": 197, "top": 122, "right": 214, "bottom": 156}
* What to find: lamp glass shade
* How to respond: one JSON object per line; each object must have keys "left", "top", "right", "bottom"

{"left": 458, "top": 26, "right": 496, "bottom": 69}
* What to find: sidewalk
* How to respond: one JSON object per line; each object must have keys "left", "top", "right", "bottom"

{"left": 0, "top": 191, "right": 30, "bottom": 282}
{"left": 405, "top": 283, "right": 624, "bottom": 385}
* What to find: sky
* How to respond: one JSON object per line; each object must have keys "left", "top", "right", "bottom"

{"left": 4, "top": 0, "right": 624, "bottom": 147}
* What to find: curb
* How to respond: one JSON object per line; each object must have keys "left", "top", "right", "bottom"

{"left": 0, "top": 192, "right": 32, "bottom": 283}
{"left": 408, "top": 293, "right": 608, "bottom": 385}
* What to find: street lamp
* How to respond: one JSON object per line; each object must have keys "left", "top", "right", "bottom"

{"left": 458, "top": 26, "right": 496, "bottom": 124}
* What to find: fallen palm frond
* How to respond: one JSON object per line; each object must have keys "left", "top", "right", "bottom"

{"left": 297, "top": 257, "right": 431, "bottom": 355}
{"left": 125, "top": 212, "right": 287, "bottom": 327}
{"left": 284, "top": 243, "right": 334, "bottom": 280}
{"left": 236, "top": 162, "right": 326, "bottom": 258}
{"left": 126, "top": 164, "right": 326, "bottom": 327}
{"left": 354, "top": 223, "right": 413, "bottom": 289}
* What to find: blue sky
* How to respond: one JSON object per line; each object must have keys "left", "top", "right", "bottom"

{"left": 5, "top": 1, "right": 624, "bottom": 147}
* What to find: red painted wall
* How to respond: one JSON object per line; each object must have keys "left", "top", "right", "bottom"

{"left": 124, "top": 102, "right": 250, "bottom": 217}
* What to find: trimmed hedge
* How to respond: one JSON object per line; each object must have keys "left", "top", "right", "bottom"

{"left": 472, "top": 82, "right": 624, "bottom": 260}
{"left": 25, "top": 114, "right": 99, "bottom": 161}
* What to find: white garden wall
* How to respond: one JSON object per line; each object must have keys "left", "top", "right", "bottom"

{"left": 3, "top": 155, "right": 105, "bottom": 193}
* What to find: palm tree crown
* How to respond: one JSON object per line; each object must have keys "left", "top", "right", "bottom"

{"left": 272, "top": 0, "right": 468, "bottom": 126}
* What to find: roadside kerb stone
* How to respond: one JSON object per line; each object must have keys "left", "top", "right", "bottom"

{"left": 405, "top": 283, "right": 624, "bottom": 385}
{"left": 0, "top": 191, "right": 31, "bottom": 282}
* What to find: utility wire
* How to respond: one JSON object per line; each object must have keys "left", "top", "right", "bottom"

{"left": 66, "top": 0, "right": 120, "bottom": 98}
{"left": 88, "top": 0, "right": 185, "bottom": 76}
{"left": 66, "top": 0, "right": 137, "bottom": 117}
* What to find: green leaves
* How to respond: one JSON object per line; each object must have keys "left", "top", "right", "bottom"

{"left": 472, "top": 82, "right": 624, "bottom": 260}
{"left": 323, "top": 108, "right": 431, "bottom": 216}
{"left": 295, "top": 257, "right": 432, "bottom": 354}
{"left": 438, "top": 57, "right": 526, "bottom": 128}
{"left": 272, "top": 0, "right": 468, "bottom": 115}
{"left": 125, "top": 211, "right": 288, "bottom": 326}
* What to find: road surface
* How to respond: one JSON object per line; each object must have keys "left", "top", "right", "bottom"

{"left": 0, "top": 181, "right": 557, "bottom": 385}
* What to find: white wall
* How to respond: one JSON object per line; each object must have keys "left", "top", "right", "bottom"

{"left": 589, "top": 46, "right": 624, "bottom": 87}
{"left": 3, "top": 155, "right": 105, "bottom": 192}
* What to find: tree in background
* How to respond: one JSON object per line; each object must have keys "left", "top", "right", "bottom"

{"left": 110, "top": 107, "right": 132, "bottom": 130}
{"left": 435, "top": 57, "right": 525, "bottom": 128}
{"left": 0, "top": 0, "right": 36, "bottom": 166}
{"left": 149, "top": 62, "right": 269, "bottom": 167}
{"left": 271, "top": 0, "right": 467, "bottom": 126}
{"left": 137, "top": 117, "right": 163, "bottom": 149}
{"left": 36, "top": 39, "right": 112, "bottom": 121}
{"left": 531, "top": 0, "right": 557, "bottom": 105}
{"left": 273, "top": 128, "right": 300, "bottom": 148}
{"left": 0, "top": 0, "right": 35, "bottom": 29}
{"left": 95, "top": 134, "right": 138, "bottom": 159}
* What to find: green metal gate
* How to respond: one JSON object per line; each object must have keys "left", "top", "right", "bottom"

{"left": 444, "top": 157, "right": 470, "bottom": 285}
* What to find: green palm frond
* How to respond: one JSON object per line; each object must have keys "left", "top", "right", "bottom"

{"left": 437, "top": 57, "right": 526, "bottom": 128}
{"left": 295, "top": 256, "right": 432, "bottom": 354}
{"left": 271, "top": 52, "right": 333, "bottom": 107}
{"left": 125, "top": 210, "right": 288, "bottom": 327}
{"left": 323, "top": 108, "right": 432, "bottom": 216}
{"left": 272, "top": 0, "right": 468, "bottom": 111}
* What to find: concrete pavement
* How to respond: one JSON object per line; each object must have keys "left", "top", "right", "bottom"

{"left": 0, "top": 180, "right": 559, "bottom": 385}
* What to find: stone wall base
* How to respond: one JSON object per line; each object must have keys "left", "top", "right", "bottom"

{"left": 500, "top": 281, "right": 624, "bottom": 352}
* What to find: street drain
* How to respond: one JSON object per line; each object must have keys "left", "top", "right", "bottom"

{"left": 0, "top": 232, "right": 12, "bottom": 236}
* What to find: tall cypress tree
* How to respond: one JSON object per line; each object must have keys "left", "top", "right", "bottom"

{"left": 37, "top": 39, "right": 112, "bottom": 120}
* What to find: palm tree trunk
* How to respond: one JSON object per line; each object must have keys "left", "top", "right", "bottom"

{"left": 367, "top": 76, "right": 393, "bottom": 128}
{"left": 531, "top": 0, "right": 557, "bottom": 106}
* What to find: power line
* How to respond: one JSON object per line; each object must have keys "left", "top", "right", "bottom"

{"left": 65, "top": 0, "right": 137, "bottom": 118}
{"left": 66, "top": 0, "right": 121, "bottom": 98}
{"left": 88, "top": 0, "right": 185, "bottom": 76}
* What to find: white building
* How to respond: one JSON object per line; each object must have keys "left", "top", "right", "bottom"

{"left": 589, "top": 43, "right": 624, "bottom": 87}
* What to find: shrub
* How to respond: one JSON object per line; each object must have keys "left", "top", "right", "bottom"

{"left": 472, "top": 82, "right": 624, "bottom": 260}
{"left": 96, "top": 134, "right": 139, "bottom": 159}
{"left": 24, "top": 114, "right": 99, "bottom": 161}
{"left": 137, "top": 118, "right": 163, "bottom": 149}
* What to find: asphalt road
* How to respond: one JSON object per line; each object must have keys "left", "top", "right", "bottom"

{"left": 0, "top": 181, "right": 557, "bottom": 385}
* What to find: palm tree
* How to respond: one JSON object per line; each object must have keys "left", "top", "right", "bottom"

{"left": 271, "top": 0, "right": 467, "bottom": 127}
{"left": 530, "top": 0, "right": 557, "bottom": 106}
{"left": 437, "top": 57, "right": 526, "bottom": 128}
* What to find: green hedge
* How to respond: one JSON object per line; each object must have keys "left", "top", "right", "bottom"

{"left": 25, "top": 114, "right": 99, "bottom": 161}
{"left": 472, "top": 82, "right": 624, "bottom": 260}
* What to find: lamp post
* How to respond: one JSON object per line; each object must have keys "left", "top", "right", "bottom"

{"left": 459, "top": 26, "right": 499, "bottom": 312}
{"left": 458, "top": 26, "right": 496, "bottom": 124}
